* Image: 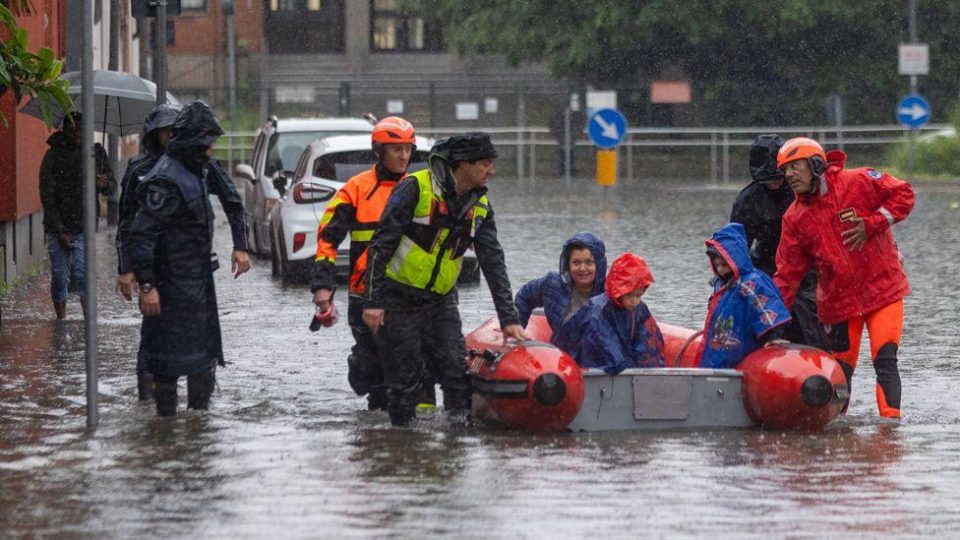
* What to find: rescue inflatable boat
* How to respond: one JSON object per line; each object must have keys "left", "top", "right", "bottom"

{"left": 466, "top": 314, "right": 849, "bottom": 432}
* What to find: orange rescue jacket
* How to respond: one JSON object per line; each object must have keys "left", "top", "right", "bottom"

{"left": 311, "top": 166, "right": 398, "bottom": 294}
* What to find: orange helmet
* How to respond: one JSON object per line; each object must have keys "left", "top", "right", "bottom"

{"left": 371, "top": 116, "right": 415, "bottom": 145}
{"left": 777, "top": 137, "right": 826, "bottom": 170}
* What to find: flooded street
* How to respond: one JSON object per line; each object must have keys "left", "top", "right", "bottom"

{"left": 2, "top": 178, "right": 960, "bottom": 538}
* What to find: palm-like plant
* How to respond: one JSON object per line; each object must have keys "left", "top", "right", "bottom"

{"left": 0, "top": 0, "right": 72, "bottom": 126}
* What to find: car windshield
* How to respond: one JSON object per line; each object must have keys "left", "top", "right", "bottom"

{"left": 313, "top": 149, "right": 430, "bottom": 181}
{"left": 265, "top": 131, "right": 367, "bottom": 177}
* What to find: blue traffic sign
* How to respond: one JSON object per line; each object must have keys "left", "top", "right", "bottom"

{"left": 896, "top": 95, "right": 931, "bottom": 130}
{"left": 588, "top": 108, "right": 628, "bottom": 149}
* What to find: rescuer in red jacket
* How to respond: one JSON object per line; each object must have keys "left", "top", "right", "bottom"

{"left": 773, "top": 137, "right": 914, "bottom": 419}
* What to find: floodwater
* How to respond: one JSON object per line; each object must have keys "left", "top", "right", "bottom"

{"left": 2, "top": 177, "right": 959, "bottom": 538}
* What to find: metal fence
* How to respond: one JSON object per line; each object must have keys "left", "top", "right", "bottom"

{"left": 214, "top": 123, "right": 952, "bottom": 183}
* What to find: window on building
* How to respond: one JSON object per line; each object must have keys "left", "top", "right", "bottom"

{"left": 371, "top": 0, "right": 444, "bottom": 52}
{"left": 266, "top": 0, "right": 345, "bottom": 53}
{"left": 181, "top": 0, "right": 207, "bottom": 11}
{"left": 270, "top": 0, "right": 298, "bottom": 10}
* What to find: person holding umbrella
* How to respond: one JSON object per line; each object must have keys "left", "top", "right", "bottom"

{"left": 39, "top": 111, "right": 115, "bottom": 320}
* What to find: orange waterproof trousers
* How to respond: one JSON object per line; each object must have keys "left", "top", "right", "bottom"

{"left": 833, "top": 299, "right": 904, "bottom": 418}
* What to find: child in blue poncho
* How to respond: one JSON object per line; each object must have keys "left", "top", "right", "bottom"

{"left": 697, "top": 223, "right": 792, "bottom": 369}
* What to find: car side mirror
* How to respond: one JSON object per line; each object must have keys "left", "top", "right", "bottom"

{"left": 273, "top": 174, "right": 289, "bottom": 197}
{"left": 234, "top": 163, "right": 256, "bottom": 183}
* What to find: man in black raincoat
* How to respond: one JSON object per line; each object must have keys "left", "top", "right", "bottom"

{"left": 117, "top": 103, "right": 250, "bottom": 401}
{"left": 125, "top": 101, "right": 251, "bottom": 416}
{"left": 729, "top": 134, "right": 830, "bottom": 349}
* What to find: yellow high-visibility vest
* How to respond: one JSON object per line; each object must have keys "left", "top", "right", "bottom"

{"left": 385, "top": 168, "right": 489, "bottom": 295}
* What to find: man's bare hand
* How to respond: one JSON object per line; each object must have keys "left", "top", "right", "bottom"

{"left": 841, "top": 217, "right": 867, "bottom": 251}
{"left": 232, "top": 249, "right": 251, "bottom": 278}
{"left": 139, "top": 289, "right": 161, "bottom": 317}
{"left": 96, "top": 173, "right": 108, "bottom": 189}
{"left": 116, "top": 272, "right": 137, "bottom": 301}
{"left": 313, "top": 288, "right": 333, "bottom": 313}
{"left": 501, "top": 323, "right": 529, "bottom": 345}
{"left": 363, "top": 308, "right": 385, "bottom": 334}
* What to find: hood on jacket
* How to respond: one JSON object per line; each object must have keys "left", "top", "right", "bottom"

{"left": 166, "top": 101, "right": 223, "bottom": 172}
{"left": 559, "top": 231, "right": 607, "bottom": 296}
{"left": 46, "top": 130, "right": 79, "bottom": 149}
{"left": 749, "top": 134, "right": 785, "bottom": 184}
{"left": 605, "top": 253, "right": 654, "bottom": 307}
{"left": 142, "top": 103, "right": 183, "bottom": 155}
{"left": 705, "top": 223, "right": 753, "bottom": 282}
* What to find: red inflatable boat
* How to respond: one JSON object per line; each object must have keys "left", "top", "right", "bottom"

{"left": 466, "top": 314, "right": 849, "bottom": 432}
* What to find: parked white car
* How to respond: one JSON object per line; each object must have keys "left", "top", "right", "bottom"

{"left": 233, "top": 117, "right": 373, "bottom": 256}
{"left": 269, "top": 134, "right": 480, "bottom": 285}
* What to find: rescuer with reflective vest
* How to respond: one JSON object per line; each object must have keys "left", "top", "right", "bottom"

{"left": 774, "top": 137, "right": 915, "bottom": 419}
{"left": 362, "top": 132, "right": 528, "bottom": 426}
{"left": 310, "top": 116, "right": 418, "bottom": 411}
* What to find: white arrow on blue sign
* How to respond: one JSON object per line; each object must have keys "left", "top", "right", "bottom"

{"left": 588, "top": 108, "right": 628, "bottom": 149}
{"left": 896, "top": 95, "right": 931, "bottom": 130}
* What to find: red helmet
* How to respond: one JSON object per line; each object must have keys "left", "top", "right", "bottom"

{"left": 371, "top": 116, "right": 415, "bottom": 145}
{"left": 777, "top": 137, "right": 826, "bottom": 171}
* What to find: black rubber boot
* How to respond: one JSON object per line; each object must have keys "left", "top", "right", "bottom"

{"left": 187, "top": 369, "right": 216, "bottom": 411}
{"left": 137, "top": 370, "right": 155, "bottom": 401}
{"left": 837, "top": 360, "right": 855, "bottom": 414}
{"left": 874, "top": 343, "right": 902, "bottom": 418}
{"left": 154, "top": 378, "right": 178, "bottom": 417}
{"left": 367, "top": 385, "right": 388, "bottom": 411}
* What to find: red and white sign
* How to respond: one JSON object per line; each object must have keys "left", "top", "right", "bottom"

{"left": 899, "top": 44, "right": 929, "bottom": 75}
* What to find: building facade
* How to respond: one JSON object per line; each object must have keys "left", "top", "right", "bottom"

{"left": 1, "top": 0, "right": 140, "bottom": 289}
{"left": 165, "top": 0, "right": 569, "bottom": 129}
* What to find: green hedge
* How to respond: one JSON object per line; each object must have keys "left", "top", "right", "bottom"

{"left": 887, "top": 104, "right": 960, "bottom": 179}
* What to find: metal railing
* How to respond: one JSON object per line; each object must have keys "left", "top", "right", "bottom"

{"left": 215, "top": 123, "right": 952, "bottom": 183}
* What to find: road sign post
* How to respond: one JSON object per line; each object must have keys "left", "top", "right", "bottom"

{"left": 588, "top": 108, "right": 627, "bottom": 186}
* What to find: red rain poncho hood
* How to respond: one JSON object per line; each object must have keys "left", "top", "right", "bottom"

{"left": 605, "top": 253, "right": 654, "bottom": 308}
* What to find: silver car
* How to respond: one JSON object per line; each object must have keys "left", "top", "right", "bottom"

{"left": 233, "top": 117, "right": 373, "bottom": 256}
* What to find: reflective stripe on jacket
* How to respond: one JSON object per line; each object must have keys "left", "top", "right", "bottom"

{"left": 774, "top": 151, "right": 914, "bottom": 324}
{"left": 311, "top": 166, "right": 397, "bottom": 294}
{"left": 383, "top": 168, "right": 489, "bottom": 295}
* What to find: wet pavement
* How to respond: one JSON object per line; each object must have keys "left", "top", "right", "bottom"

{"left": 2, "top": 178, "right": 960, "bottom": 538}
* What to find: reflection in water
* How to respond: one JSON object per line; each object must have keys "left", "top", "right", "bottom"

{"left": 1, "top": 182, "right": 959, "bottom": 536}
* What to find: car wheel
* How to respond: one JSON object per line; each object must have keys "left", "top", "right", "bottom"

{"left": 277, "top": 232, "right": 293, "bottom": 284}
{"left": 270, "top": 224, "right": 281, "bottom": 278}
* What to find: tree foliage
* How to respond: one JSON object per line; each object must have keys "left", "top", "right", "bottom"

{"left": 404, "top": 0, "right": 960, "bottom": 126}
{"left": 0, "top": 1, "right": 72, "bottom": 127}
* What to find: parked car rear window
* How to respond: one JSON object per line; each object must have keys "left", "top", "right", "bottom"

{"left": 313, "top": 150, "right": 430, "bottom": 181}
{"left": 265, "top": 131, "right": 366, "bottom": 176}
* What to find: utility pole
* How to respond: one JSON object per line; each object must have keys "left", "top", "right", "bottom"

{"left": 224, "top": 0, "right": 237, "bottom": 133}
{"left": 907, "top": 0, "right": 917, "bottom": 182}
{"left": 81, "top": 0, "right": 99, "bottom": 432}
{"left": 107, "top": 0, "right": 120, "bottom": 225}
{"left": 155, "top": 0, "right": 167, "bottom": 105}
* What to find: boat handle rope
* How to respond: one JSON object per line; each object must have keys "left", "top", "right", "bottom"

{"left": 674, "top": 330, "right": 705, "bottom": 367}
